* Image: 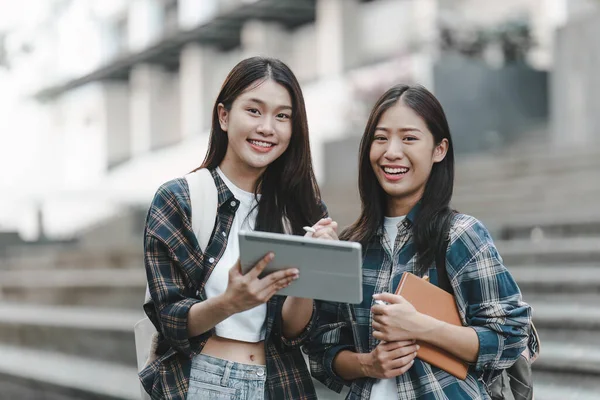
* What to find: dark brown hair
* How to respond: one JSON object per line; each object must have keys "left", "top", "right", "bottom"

{"left": 341, "top": 84, "right": 455, "bottom": 274}
{"left": 196, "top": 56, "right": 323, "bottom": 234}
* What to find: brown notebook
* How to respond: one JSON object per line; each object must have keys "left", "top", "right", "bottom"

{"left": 395, "top": 272, "right": 468, "bottom": 380}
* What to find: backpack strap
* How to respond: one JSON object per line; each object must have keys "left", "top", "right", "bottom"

{"left": 138, "top": 169, "right": 219, "bottom": 376}
{"left": 435, "top": 211, "right": 456, "bottom": 294}
{"left": 435, "top": 236, "right": 453, "bottom": 295}
{"left": 143, "top": 169, "right": 218, "bottom": 304}
{"left": 185, "top": 168, "right": 219, "bottom": 251}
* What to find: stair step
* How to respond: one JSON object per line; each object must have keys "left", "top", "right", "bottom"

{"left": 0, "top": 245, "right": 141, "bottom": 270}
{"left": 0, "top": 269, "right": 146, "bottom": 309}
{"left": 454, "top": 193, "right": 600, "bottom": 217}
{"left": 453, "top": 197, "right": 600, "bottom": 226}
{"left": 533, "top": 341, "right": 600, "bottom": 375}
{"left": 536, "top": 328, "right": 600, "bottom": 349}
{"left": 497, "top": 218, "right": 600, "bottom": 240}
{"left": 0, "top": 345, "right": 138, "bottom": 400}
{"left": 455, "top": 146, "right": 600, "bottom": 182}
{"left": 0, "top": 303, "right": 141, "bottom": 366}
{"left": 496, "top": 238, "right": 600, "bottom": 264}
{"left": 533, "top": 370, "right": 600, "bottom": 400}
{"left": 455, "top": 169, "right": 600, "bottom": 196}
{"left": 529, "top": 303, "right": 600, "bottom": 348}
{"left": 0, "top": 268, "right": 145, "bottom": 287}
{"left": 510, "top": 265, "right": 600, "bottom": 293}
{"left": 526, "top": 293, "right": 600, "bottom": 307}
{"left": 530, "top": 302, "right": 600, "bottom": 329}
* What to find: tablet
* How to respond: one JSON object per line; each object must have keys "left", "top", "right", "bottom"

{"left": 238, "top": 230, "right": 363, "bottom": 304}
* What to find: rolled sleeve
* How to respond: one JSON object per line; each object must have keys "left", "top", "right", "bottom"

{"left": 145, "top": 235, "right": 201, "bottom": 357}
{"left": 451, "top": 217, "right": 531, "bottom": 372}
{"left": 306, "top": 301, "right": 356, "bottom": 392}
{"left": 158, "top": 297, "right": 202, "bottom": 356}
{"left": 470, "top": 303, "right": 530, "bottom": 372}
{"left": 280, "top": 300, "right": 318, "bottom": 348}
{"left": 321, "top": 344, "right": 355, "bottom": 392}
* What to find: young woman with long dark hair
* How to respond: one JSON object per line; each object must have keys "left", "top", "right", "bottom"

{"left": 140, "top": 56, "right": 337, "bottom": 400}
{"left": 309, "top": 84, "right": 534, "bottom": 399}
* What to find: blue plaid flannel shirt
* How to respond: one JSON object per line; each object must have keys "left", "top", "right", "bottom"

{"left": 140, "top": 169, "right": 325, "bottom": 400}
{"left": 307, "top": 208, "right": 532, "bottom": 399}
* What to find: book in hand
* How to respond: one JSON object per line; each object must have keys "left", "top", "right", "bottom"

{"left": 395, "top": 272, "right": 468, "bottom": 380}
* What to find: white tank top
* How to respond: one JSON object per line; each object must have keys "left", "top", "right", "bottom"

{"left": 201, "top": 167, "right": 267, "bottom": 342}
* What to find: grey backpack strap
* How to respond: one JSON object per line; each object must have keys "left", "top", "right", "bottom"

{"left": 435, "top": 237, "right": 453, "bottom": 294}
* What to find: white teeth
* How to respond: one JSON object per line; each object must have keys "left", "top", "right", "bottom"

{"left": 249, "top": 140, "right": 274, "bottom": 148}
{"left": 383, "top": 167, "right": 408, "bottom": 174}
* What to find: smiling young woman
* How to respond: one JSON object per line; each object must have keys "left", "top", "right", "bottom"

{"left": 308, "top": 84, "right": 535, "bottom": 400}
{"left": 140, "top": 57, "right": 338, "bottom": 400}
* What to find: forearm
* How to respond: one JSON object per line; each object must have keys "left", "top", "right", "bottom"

{"left": 187, "top": 294, "right": 236, "bottom": 337}
{"left": 333, "top": 350, "right": 369, "bottom": 381}
{"left": 281, "top": 297, "right": 314, "bottom": 339}
{"left": 418, "top": 314, "right": 479, "bottom": 363}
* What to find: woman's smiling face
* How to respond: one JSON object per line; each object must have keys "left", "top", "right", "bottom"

{"left": 369, "top": 99, "right": 447, "bottom": 214}
{"left": 219, "top": 79, "right": 293, "bottom": 175}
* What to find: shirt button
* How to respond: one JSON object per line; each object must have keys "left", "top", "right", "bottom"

{"left": 208, "top": 257, "right": 215, "bottom": 263}
{"left": 222, "top": 231, "right": 227, "bottom": 237}
{"left": 230, "top": 200, "right": 237, "bottom": 207}
{"left": 256, "top": 368, "right": 265, "bottom": 377}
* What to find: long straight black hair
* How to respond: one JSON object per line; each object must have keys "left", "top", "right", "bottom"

{"left": 341, "top": 84, "right": 455, "bottom": 275}
{"left": 195, "top": 56, "right": 323, "bottom": 235}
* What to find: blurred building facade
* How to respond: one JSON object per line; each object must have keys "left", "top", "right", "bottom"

{"left": 1, "top": 0, "right": 597, "bottom": 239}
{"left": 1, "top": 1, "right": 600, "bottom": 399}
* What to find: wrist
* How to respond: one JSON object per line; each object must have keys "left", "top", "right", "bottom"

{"left": 357, "top": 352, "right": 373, "bottom": 378}
{"left": 216, "top": 293, "right": 238, "bottom": 316}
{"left": 416, "top": 313, "right": 445, "bottom": 342}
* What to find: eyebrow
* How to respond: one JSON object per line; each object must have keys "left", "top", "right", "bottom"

{"left": 246, "top": 98, "right": 292, "bottom": 111}
{"left": 375, "top": 126, "right": 423, "bottom": 134}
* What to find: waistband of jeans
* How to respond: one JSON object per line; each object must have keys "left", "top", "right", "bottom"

{"left": 191, "top": 353, "right": 267, "bottom": 381}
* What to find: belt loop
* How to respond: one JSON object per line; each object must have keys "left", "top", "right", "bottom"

{"left": 221, "top": 361, "right": 232, "bottom": 386}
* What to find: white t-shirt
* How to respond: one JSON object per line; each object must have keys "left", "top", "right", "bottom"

{"left": 383, "top": 215, "right": 405, "bottom": 252}
{"left": 370, "top": 215, "right": 406, "bottom": 399}
{"left": 202, "top": 167, "right": 267, "bottom": 342}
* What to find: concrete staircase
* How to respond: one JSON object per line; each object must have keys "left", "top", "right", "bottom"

{"left": 320, "top": 142, "right": 600, "bottom": 399}
{"left": 494, "top": 238, "right": 600, "bottom": 399}
{"left": 453, "top": 143, "right": 600, "bottom": 399}
{"left": 452, "top": 143, "right": 600, "bottom": 230}
{"left": 0, "top": 240, "right": 146, "bottom": 400}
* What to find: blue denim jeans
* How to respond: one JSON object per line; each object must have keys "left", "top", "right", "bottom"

{"left": 186, "top": 354, "right": 267, "bottom": 400}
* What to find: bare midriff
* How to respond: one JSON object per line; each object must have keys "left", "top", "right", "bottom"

{"left": 201, "top": 336, "right": 266, "bottom": 365}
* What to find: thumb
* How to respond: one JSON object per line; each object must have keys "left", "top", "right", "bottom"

{"left": 373, "top": 292, "right": 406, "bottom": 304}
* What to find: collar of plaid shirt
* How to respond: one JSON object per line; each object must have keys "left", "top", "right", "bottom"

{"left": 139, "top": 169, "right": 319, "bottom": 400}
{"left": 307, "top": 206, "right": 532, "bottom": 400}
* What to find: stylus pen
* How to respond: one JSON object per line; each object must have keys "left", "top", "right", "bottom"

{"left": 303, "top": 226, "right": 316, "bottom": 233}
